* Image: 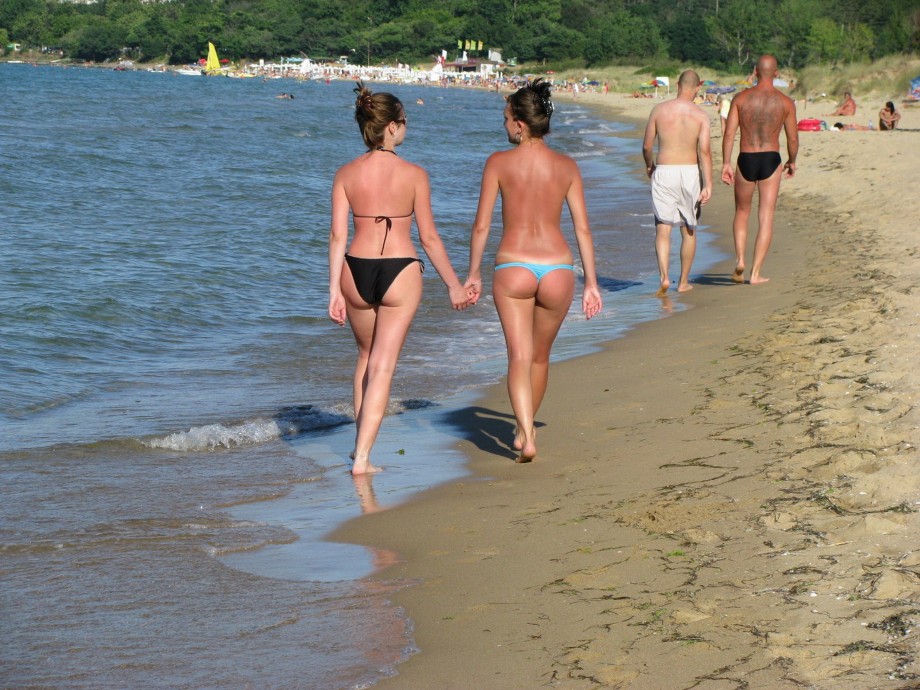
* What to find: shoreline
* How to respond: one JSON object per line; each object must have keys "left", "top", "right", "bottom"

{"left": 332, "top": 92, "right": 920, "bottom": 687}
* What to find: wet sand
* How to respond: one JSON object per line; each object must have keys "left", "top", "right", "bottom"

{"left": 332, "top": 94, "right": 920, "bottom": 688}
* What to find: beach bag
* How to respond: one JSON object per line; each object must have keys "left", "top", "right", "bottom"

{"left": 797, "top": 118, "right": 823, "bottom": 131}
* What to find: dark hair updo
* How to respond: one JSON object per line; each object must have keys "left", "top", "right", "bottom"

{"left": 507, "top": 77, "right": 554, "bottom": 138}
{"left": 353, "top": 81, "right": 404, "bottom": 149}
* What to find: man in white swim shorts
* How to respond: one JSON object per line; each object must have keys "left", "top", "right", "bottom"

{"left": 642, "top": 69, "right": 713, "bottom": 296}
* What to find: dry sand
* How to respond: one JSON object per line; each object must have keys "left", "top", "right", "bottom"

{"left": 332, "top": 90, "right": 920, "bottom": 689}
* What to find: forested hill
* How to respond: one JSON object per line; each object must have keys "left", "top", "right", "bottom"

{"left": 2, "top": 0, "right": 919, "bottom": 68}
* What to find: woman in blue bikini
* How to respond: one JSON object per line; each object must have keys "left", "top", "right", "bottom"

{"left": 465, "top": 78, "right": 602, "bottom": 463}
{"left": 329, "top": 82, "right": 471, "bottom": 475}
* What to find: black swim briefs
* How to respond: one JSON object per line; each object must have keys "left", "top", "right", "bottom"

{"left": 737, "top": 151, "right": 782, "bottom": 182}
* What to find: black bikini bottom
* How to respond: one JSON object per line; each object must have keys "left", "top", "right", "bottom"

{"left": 345, "top": 254, "right": 424, "bottom": 305}
{"left": 737, "top": 151, "right": 782, "bottom": 182}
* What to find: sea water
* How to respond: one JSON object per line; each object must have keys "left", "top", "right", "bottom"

{"left": 0, "top": 63, "right": 721, "bottom": 688}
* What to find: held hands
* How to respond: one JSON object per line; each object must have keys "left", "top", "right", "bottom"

{"left": 463, "top": 276, "right": 483, "bottom": 306}
{"left": 448, "top": 283, "right": 475, "bottom": 310}
{"left": 582, "top": 285, "right": 602, "bottom": 320}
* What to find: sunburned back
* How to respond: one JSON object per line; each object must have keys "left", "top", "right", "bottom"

{"left": 653, "top": 100, "right": 705, "bottom": 165}
{"left": 736, "top": 86, "right": 790, "bottom": 152}
{"left": 494, "top": 146, "right": 575, "bottom": 262}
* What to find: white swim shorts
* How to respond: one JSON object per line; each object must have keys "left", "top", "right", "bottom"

{"left": 650, "top": 164, "right": 701, "bottom": 229}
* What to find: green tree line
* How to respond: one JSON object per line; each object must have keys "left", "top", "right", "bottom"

{"left": 2, "top": 0, "right": 919, "bottom": 68}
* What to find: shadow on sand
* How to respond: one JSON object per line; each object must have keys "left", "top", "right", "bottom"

{"left": 693, "top": 272, "right": 744, "bottom": 287}
{"left": 442, "top": 404, "right": 546, "bottom": 464}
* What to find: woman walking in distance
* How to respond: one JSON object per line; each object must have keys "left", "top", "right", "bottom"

{"left": 329, "top": 83, "right": 472, "bottom": 475}
{"left": 465, "top": 79, "right": 602, "bottom": 463}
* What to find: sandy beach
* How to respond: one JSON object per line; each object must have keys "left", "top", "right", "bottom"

{"left": 332, "top": 89, "right": 920, "bottom": 689}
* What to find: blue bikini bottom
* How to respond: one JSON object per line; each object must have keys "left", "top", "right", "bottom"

{"left": 494, "top": 262, "right": 575, "bottom": 282}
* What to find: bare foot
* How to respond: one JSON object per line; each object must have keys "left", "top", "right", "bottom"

{"left": 513, "top": 426, "right": 535, "bottom": 451}
{"left": 655, "top": 279, "right": 670, "bottom": 297}
{"left": 677, "top": 283, "right": 694, "bottom": 293}
{"left": 350, "top": 451, "right": 382, "bottom": 475}
{"left": 516, "top": 445, "right": 537, "bottom": 464}
{"left": 749, "top": 275, "right": 770, "bottom": 285}
{"left": 731, "top": 267, "right": 745, "bottom": 284}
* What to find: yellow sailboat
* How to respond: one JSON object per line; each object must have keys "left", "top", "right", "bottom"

{"left": 205, "top": 42, "right": 222, "bottom": 74}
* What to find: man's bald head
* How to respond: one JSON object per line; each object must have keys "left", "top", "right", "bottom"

{"left": 678, "top": 70, "right": 701, "bottom": 88}
{"left": 756, "top": 55, "right": 778, "bottom": 80}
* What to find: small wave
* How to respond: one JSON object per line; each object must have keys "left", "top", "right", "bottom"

{"left": 143, "top": 404, "right": 352, "bottom": 451}
{"left": 202, "top": 531, "right": 299, "bottom": 557}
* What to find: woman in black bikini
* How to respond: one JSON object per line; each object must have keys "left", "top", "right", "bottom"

{"left": 329, "top": 82, "right": 471, "bottom": 475}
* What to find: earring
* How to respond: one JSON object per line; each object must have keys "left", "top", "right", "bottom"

{"left": 514, "top": 131, "right": 522, "bottom": 144}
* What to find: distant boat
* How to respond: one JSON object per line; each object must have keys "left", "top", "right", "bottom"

{"left": 205, "top": 42, "right": 221, "bottom": 75}
{"left": 175, "top": 67, "right": 203, "bottom": 76}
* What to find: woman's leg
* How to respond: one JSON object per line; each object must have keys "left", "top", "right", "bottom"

{"left": 347, "top": 265, "right": 422, "bottom": 474}
{"left": 341, "top": 263, "right": 373, "bottom": 429}
{"left": 493, "top": 267, "right": 574, "bottom": 462}
{"left": 531, "top": 269, "right": 575, "bottom": 420}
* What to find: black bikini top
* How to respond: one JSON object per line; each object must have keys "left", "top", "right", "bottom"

{"left": 351, "top": 146, "right": 413, "bottom": 254}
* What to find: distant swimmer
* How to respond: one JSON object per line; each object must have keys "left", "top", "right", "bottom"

{"left": 642, "top": 69, "right": 713, "bottom": 296}
{"left": 415, "top": 98, "right": 424, "bottom": 105}
{"left": 328, "top": 83, "right": 472, "bottom": 475}
{"left": 721, "top": 54, "right": 798, "bottom": 285}
{"left": 276, "top": 92, "right": 294, "bottom": 99}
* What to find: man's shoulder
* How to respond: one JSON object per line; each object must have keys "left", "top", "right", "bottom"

{"left": 646, "top": 99, "right": 669, "bottom": 116}
{"left": 690, "top": 102, "right": 711, "bottom": 119}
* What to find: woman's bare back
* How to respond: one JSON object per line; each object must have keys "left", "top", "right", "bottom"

{"left": 492, "top": 143, "right": 578, "bottom": 263}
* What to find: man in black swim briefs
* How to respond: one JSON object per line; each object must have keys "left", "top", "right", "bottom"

{"left": 721, "top": 54, "right": 798, "bottom": 285}
{"left": 736, "top": 151, "right": 782, "bottom": 182}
